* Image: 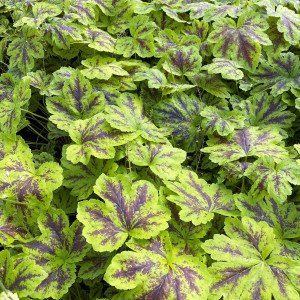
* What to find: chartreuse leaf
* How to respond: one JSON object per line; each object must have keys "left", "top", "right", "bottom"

{"left": 134, "top": 68, "right": 167, "bottom": 89}
{"left": 153, "top": 92, "right": 203, "bottom": 152}
{"left": 202, "top": 127, "right": 289, "bottom": 165}
{"left": 22, "top": 208, "right": 90, "bottom": 299}
{"left": 250, "top": 52, "right": 300, "bottom": 96}
{"left": 203, "top": 4, "right": 242, "bottom": 22}
{"left": 83, "top": 26, "right": 116, "bottom": 53}
{"left": 61, "top": 146, "right": 118, "bottom": 200}
{"left": 127, "top": 138, "right": 186, "bottom": 180}
{"left": 237, "top": 92, "right": 295, "bottom": 130}
{"left": 0, "top": 290, "right": 19, "bottom": 300}
{"left": 244, "top": 156, "right": 300, "bottom": 202}
{"left": 0, "top": 77, "right": 31, "bottom": 136}
{"left": 25, "top": 70, "right": 52, "bottom": 96}
{"left": 235, "top": 194, "right": 300, "bottom": 240}
{"left": 208, "top": 11, "right": 271, "bottom": 70}
{"left": 0, "top": 151, "right": 63, "bottom": 209}
{"left": 192, "top": 73, "right": 231, "bottom": 98}
{"left": 276, "top": 5, "right": 300, "bottom": 45}
{"left": 47, "top": 71, "right": 106, "bottom": 131}
{"left": 202, "top": 217, "right": 299, "bottom": 300}
{"left": 77, "top": 174, "right": 170, "bottom": 252}
{"left": 115, "top": 15, "right": 155, "bottom": 58}
{"left": 105, "top": 93, "right": 169, "bottom": 143}
{"left": 202, "top": 58, "right": 244, "bottom": 80}
{"left": 7, "top": 26, "right": 44, "bottom": 73}
{"left": 66, "top": 113, "right": 137, "bottom": 164}
{"left": 64, "top": 0, "right": 96, "bottom": 25}
{"left": 200, "top": 106, "right": 245, "bottom": 136}
{"left": 104, "top": 231, "right": 210, "bottom": 299}
{"left": 165, "top": 170, "right": 237, "bottom": 225}
{"left": 0, "top": 250, "right": 47, "bottom": 298}
{"left": 81, "top": 56, "right": 128, "bottom": 80}
{"left": 162, "top": 46, "right": 202, "bottom": 77}
{"left": 14, "top": 2, "right": 61, "bottom": 27}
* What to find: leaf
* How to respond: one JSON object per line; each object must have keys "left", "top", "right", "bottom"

{"left": 25, "top": 71, "right": 52, "bottom": 96}
{"left": 134, "top": 69, "right": 167, "bottom": 89}
{"left": 200, "top": 106, "right": 245, "bottom": 136}
{"left": 276, "top": 5, "right": 300, "bottom": 45}
{"left": 235, "top": 194, "right": 300, "bottom": 240}
{"left": 250, "top": 52, "right": 300, "bottom": 96}
{"left": 202, "top": 217, "right": 299, "bottom": 300}
{"left": 207, "top": 11, "right": 271, "bottom": 70}
{"left": 203, "top": 4, "right": 242, "bottom": 22}
{"left": 192, "top": 73, "right": 231, "bottom": 98}
{"left": 7, "top": 26, "right": 44, "bottom": 73}
{"left": 237, "top": 92, "right": 295, "bottom": 130}
{"left": 0, "top": 152, "right": 63, "bottom": 209}
{"left": 104, "top": 232, "right": 210, "bottom": 299}
{"left": 244, "top": 156, "right": 300, "bottom": 202}
{"left": 202, "top": 127, "right": 289, "bottom": 165}
{"left": 162, "top": 46, "right": 202, "bottom": 77}
{"left": 81, "top": 56, "right": 128, "bottom": 80}
{"left": 22, "top": 208, "right": 90, "bottom": 299}
{"left": 202, "top": 58, "right": 244, "bottom": 80}
{"left": 105, "top": 93, "right": 169, "bottom": 143}
{"left": 83, "top": 26, "right": 116, "bottom": 53}
{"left": 165, "top": 170, "right": 237, "bottom": 225}
{"left": 61, "top": 146, "right": 118, "bottom": 200}
{"left": 64, "top": 0, "right": 96, "bottom": 25}
{"left": 77, "top": 174, "right": 170, "bottom": 252}
{"left": 14, "top": 2, "right": 61, "bottom": 27}
{"left": 153, "top": 92, "right": 203, "bottom": 152}
{"left": 181, "top": 2, "right": 212, "bottom": 20}
{"left": 65, "top": 113, "right": 137, "bottom": 165}
{"left": 128, "top": 139, "right": 186, "bottom": 180}
{"left": 0, "top": 250, "right": 47, "bottom": 298}
{"left": 47, "top": 71, "right": 106, "bottom": 131}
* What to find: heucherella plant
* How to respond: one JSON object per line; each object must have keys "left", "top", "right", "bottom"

{"left": 0, "top": 0, "right": 299, "bottom": 299}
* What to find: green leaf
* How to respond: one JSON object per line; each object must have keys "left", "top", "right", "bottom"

{"left": 134, "top": 69, "right": 167, "bottom": 89}
{"left": 14, "top": 2, "right": 61, "bottom": 27}
{"left": 25, "top": 71, "right": 52, "bottom": 96}
{"left": 61, "top": 146, "right": 118, "bottom": 200}
{"left": 105, "top": 93, "right": 169, "bottom": 143}
{"left": 192, "top": 73, "right": 231, "bottom": 98}
{"left": 203, "top": 4, "right": 242, "bottom": 22}
{"left": 202, "top": 127, "right": 289, "bottom": 165}
{"left": 0, "top": 152, "right": 63, "bottom": 209}
{"left": 0, "top": 250, "right": 47, "bottom": 298}
{"left": 81, "top": 56, "right": 129, "bottom": 80}
{"left": 207, "top": 11, "right": 271, "bottom": 70}
{"left": 64, "top": 0, "right": 96, "bottom": 25}
{"left": 276, "top": 5, "right": 300, "bottom": 45}
{"left": 236, "top": 92, "right": 295, "bottom": 131}
{"left": 165, "top": 170, "right": 237, "bottom": 225}
{"left": 200, "top": 106, "right": 245, "bottom": 136}
{"left": 104, "top": 231, "right": 210, "bottom": 299}
{"left": 128, "top": 139, "right": 186, "bottom": 180}
{"left": 235, "top": 194, "right": 300, "bottom": 240}
{"left": 83, "top": 26, "right": 116, "bottom": 53}
{"left": 153, "top": 92, "right": 203, "bottom": 152}
{"left": 22, "top": 208, "right": 90, "bottom": 299}
{"left": 66, "top": 113, "right": 137, "bottom": 165}
{"left": 250, "top": 52, "right": 300, "bottom": 96}
{"left": 7, "top": 27, "right": 44, "bottom": 73}
{"left": 162, "top": 46, "right": 202, "bottom": 77}
{"left": 244, "top": 156, "right": 300, "bottom": 202}
{"left": 202, "top": 217, "right": 299, "bottom": 300}
{"left": 47, "top": 71, "right": 106, "bottom": 131}
{"left": 202, "top": 58, "right": 244, "bottom": 80}
{"left": 77, "top": 174, "right": 170, "bottom": 252}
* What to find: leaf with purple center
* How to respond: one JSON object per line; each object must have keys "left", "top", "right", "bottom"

{"left": 104, "top": 231, "right": 211, "bottom": 299}
{"left": 202, "top": 126, "right": 289, "bottom": 165}
{"left": 21, "top": 208, "right": 90, "bottom": 299}
{"left": 127, "top": 138, "right": 186, "bottom": 180}
{"left": 77, "top": 174, "right": 170, "bottom": 252}
{"left": 202, "top": 217, "right": 300, "bottom": 300}
{"left": 244, "top": 156, "right": 300, "bottom": 202}
{"left": 0, "top": 250, "right": 47, "bottom": 298}
{"left": 165, "top": 170, "right": 238, "bottom": 225}
{"left": 105, "top": 93, "right": 169, "bottom": 143}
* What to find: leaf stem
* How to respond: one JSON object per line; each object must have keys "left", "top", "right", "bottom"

{"left": 21, "top": 108, "right": 49, "bottom": 121}
{"left": 28, "top": 125, "right": 51, "bottom": 143}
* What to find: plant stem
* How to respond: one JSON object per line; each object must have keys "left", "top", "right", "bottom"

{"left": 28, "top": 125, "right": 51, "bottom": 143}
{"left": 21, "top": 108, "right": 49, "bottom": 122}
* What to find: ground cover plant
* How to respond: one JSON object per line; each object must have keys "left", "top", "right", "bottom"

{"left": 0, "top": 0, "right": 299, "bottom": 299}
